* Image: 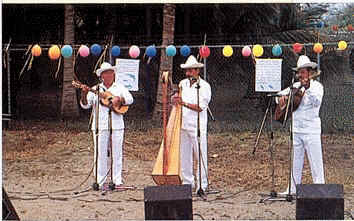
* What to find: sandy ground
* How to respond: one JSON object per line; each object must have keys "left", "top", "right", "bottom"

{"left": 2, "top": 124, "right": 354, "bottom": 220}
{"left": 3, "top": 155, "right": 300, "bottom": 220}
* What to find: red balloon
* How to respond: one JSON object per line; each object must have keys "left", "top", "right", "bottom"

{"left": 348, "top": 24, "right": 353, "bottom": 32}
{"left": 332, "top": 25, "right": 338, "bottom": 32}
{"left": 293, "top": 43, "right": 303, "bottom": 53}
{"left": 199, "top": 46, "right": 210, "bottom": 58}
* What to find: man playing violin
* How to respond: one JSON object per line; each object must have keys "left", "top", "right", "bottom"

{"left": 173, "top": 55, "right": 211, "bottom": 195}
{"left": 80, "top": 62, "right": 133, "bottom": 189}
{"left": 277, "top": 55, "right": 324, "bottom": 195}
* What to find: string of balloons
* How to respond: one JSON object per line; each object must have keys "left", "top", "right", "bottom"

{"left": 30, "top": 40, "right": 350, "bottom": 61}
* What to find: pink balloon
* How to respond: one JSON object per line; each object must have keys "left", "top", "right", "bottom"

{"left": 79, "top": 45, "right": 90, "bottom": 57}
{"left": 129, "top": 45, "right": 140, "bottom": 58}
{"left": 242, "top": 46, "right": 251, "bottom": 57}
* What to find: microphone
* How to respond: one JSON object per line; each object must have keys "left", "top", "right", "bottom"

{"left": 189, "top": 76, "right": 201, "bottom": 89}
{"left": 267, "top": 94, "right": 282, "bottom": 97}
{"left": 189, "top": 76, "right": 197, "bottom": 81}
{"left": 196, "top": 78, "right": 201, "bottom": 89}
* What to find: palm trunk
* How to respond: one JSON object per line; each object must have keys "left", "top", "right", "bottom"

{"left": 61, "top": 4, "right": 79, "bottom": 118}
{"left": 153, "top": 4, "right": 176, "bottom": 120}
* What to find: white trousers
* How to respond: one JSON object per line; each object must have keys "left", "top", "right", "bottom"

{"left": 92, "top": 129, "right": 124, "bottom": 186}
{"left": 288, "top": 133, "right": 325, "bottom": 193}
{"left": 180, "top": 129, "right": 208, "bottom": 191}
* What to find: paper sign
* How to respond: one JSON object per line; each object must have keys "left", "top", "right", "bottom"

{"left": 255, "top": 59, "right": 282, "bottom": 92}
{"left": 115, "top": 58, "right": 140, "bottom": 91}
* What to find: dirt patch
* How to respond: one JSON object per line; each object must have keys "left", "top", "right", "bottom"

{"left": 2, "top": 120, "right": 354, "bottom": 220}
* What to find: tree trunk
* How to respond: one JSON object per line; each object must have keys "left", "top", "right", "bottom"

{"left": 60, "top": 4, "right": 79, "bottom": 118}
{"left": 153, "top": 4, "right": 176, "bottom": 121}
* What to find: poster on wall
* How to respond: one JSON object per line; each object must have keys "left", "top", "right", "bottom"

{"left": 115, "top": 58, "right": 140, "bottom": 91}
{"left": 255, "top": 59, "right": 282, "bottom": 92}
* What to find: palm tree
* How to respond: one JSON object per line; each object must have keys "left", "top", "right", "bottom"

{"left": 61, "top": 4, "right": 79, "bottom": 118}
{"left": 153, "top": 4, "right": 176, "bottom": 121}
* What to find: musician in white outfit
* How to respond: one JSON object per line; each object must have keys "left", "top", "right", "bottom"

{"left": 173, "top": 55, "right": 211, "bottom": 194}
{"left": 277, "top": 55, "right": 325, "bottom": 195}
{"left": 80, "top": 62, "right": 134, "bottom": 188}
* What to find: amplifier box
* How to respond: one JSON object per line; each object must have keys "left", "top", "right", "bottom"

{"left": 144, "top": 184, "right": 192, "bottom": 220}
{"left": 296, "top": 184, "right": 344, "bottom": 220}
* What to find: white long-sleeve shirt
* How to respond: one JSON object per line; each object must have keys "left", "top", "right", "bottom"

{"left": 80, "top": 82, "right": 133, "bottom": 130}
{"left": 277, "top": 79, "right": 323, "bottom": 134}
{"left": 179, "top": 78, "right": 211, "bottom": 133}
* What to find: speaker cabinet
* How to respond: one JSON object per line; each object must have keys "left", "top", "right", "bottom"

{"left": 296, "top": 184, "right": 344, "bottom": 220}
{"left": 3, "top": 188, "right": 20, "bottom": 220}
{"left": 144, "top": 184, "right": 192, "bottom": 220}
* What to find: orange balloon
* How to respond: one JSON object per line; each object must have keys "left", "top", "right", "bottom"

{"left": 31, "top": 44, "right": 42, "bottom": 57}
{"left": 48, "top": 45, "right": 61, "bottom": 60}
{"left": 313, "top": 43, "right": 323, "bottom": 54}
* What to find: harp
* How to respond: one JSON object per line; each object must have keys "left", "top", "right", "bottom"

{"left": 152, "top": 71, "right": 182, "bottom": 185}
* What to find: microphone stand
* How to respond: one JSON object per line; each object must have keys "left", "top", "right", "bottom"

{"left": 256, "top": 95, "right": 288, "bottom": 203}
{"left": 108, "top": 100, "right": 115, "bottom": 191}
{"left": 284, "top": 71, "right": 297, "bottom": 202}
{"left": 253, "top": 96, "right": 271, "bottom": 155}
{"left": 92, "top": 84, "right": 100, "bottom": 191}
{"left": 261, "top": 72, "right": 296, "bottom": 203}
{"left": 195, "top": 80, "right": 207, "bottom": 200}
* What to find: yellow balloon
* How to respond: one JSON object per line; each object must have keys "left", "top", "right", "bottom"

{"left": 252, "top": 44, "right": 264, "bottom": 57}
{"left": 313, "top": 43, "right": 323, "bottom": 54}
{"left": 338, "top": 40, "right": 347, "bottom": 50}
{"left": 222, "top": 45, "right": 233, "bottom": 57}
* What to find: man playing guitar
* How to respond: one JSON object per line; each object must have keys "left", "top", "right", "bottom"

{"left": 80, "top": 62, "right": 133, "bottom": 189}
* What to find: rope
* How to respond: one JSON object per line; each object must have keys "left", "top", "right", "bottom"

{"left": 5, "top": 41, "right": 354, "bottom": 51}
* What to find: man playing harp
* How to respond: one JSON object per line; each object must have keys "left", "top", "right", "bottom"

{"left": 173, "top": 55, "right": 212, "bottom": 194}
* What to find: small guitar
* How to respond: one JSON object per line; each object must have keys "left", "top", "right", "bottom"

{"left": 72, "top": 80, "right": 129, "bottom": 114}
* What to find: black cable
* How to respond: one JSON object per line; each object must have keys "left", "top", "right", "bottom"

{"left": 207, "top": 181, "right": 265, "bottom": 202}
{"left": 193, "top": 213, "right": 205, "bottom": 220}
{"left": 7, "top": 157, "right": 101, "bottom": 200}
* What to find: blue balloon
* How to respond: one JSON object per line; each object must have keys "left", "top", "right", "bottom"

{"left": 166, "top": 45, "right": 176, "bottom": 56}
{"left": 90, "top": 44, "right": 102, "bottom": 56}
{"left": 111, "top": 45, "right": 120, "bottom": 57}
{"left": 272, "top": 44, "right": 282, "bottom": 56}
{"left": 317, "top": 21, "right": 324, "bottom": 28}
{"left": 146, "top": 45, "right": 157, "bottom": 57}
{"left": 61, "top": 45, "right": 73, "bottom": 58}
{"left": 180, "top": 45, "right": 190, "bottom": 57}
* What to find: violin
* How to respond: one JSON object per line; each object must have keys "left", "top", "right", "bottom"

{"left": 274, "top": 70, "right": 320, "bottom": 123}
{"left": 274, "top": 87, "right": 304, "bottom": 123}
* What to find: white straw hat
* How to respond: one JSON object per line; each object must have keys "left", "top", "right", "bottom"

{"left": 180, "top": 55, "right": 204, "bottom": 69}
{"left": 96, "top": 62, "right": 117, "bottom": 77}
{"left": 292, "top": 55, "right": 317, "bottom": 71}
